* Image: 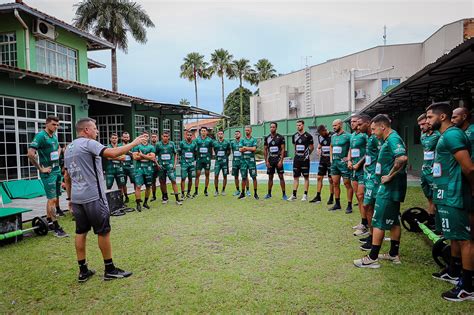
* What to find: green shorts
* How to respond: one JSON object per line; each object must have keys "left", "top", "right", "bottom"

{"left": 123, "top": 165, "right": 135, "bottom": 184}
{"left": 158, "top": 164, "right": 176, "bottom": 182}
{"left": 436, "top": 204, "right": 471, "bottom": 240}
{"left": 232, "top": 160, "right": 242, "bottom": 177}
{"left": 363, "top": 178, "right": 378, "bottom": 206}
{"left": 420, "top": 173, "right": 434, "bottom": 199}
{"left": 241, "top": 158, "right": 257, "bottom": 179}
{"left": 40, "top": 172, "right": 62, "bottom": 200}
{"left": 372, "top": 198, "right": 401, "bottom": 230}
{"left": 135, "top": 163, "right": 154, "bottom": 187}
{"left": 106, "top": 163, "right": 126, "bottom": 189}
{"left": 181, "top": 163, "right": 195, "bottom": 179}
{"left": 196, "top": 158, "right": 211, "bottom": 171}
{"left": 214, "top": 160, "right": 229, "bottom": 176}
{"left": 352, "top": 168, "right": 365, "bottom": 184}
{"left": 331, "top": 160, "right": 351, "bottom": 179}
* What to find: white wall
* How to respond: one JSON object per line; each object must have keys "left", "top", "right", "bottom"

{"left": 422, "top": 20, "right": 464, "bottom": 66}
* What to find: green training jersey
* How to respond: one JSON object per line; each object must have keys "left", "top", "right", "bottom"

{"left": 331, "top": 131, "right": 351, "bottom": 160}
{"left": 240, "top": 136, "right": 257, "bottom": 160}
{"left": 432, "top": 126, "right": 471, "bottom": 209}
{"left": 231, "top": 140, "right": 243, "bottom": 162}
{"left": 375, "top": 130, "right": 407, "bottom": 202}
{"left": 465, "top": 124, "right": 474, "bottom": 161}
{"left": 194, "top": 136, "right": 213, "bottom": 159}
{"left": 350, "top": 132, "right": 368, "bottom": 165}
{"left": 132, "top": 144, "right": 155, "bottom": 167}
{"left": 29, "top": 130, "right": 61, "bottom": 173}
{"left": 364, "top": 134, "right": 383, "bottom": 175}
{"left": 179, "top": 140, "right": 197, "bottom": 164}
{"left": 213, "top": 139, "right": 231, "bottom": 161}
{"left": 155, "top": 141, "right": 176, "bottom": 165}
{"left": 420, "top": 130, "right": 440, "bottom": 176}
{"left": 106, "top": 144, "right": 122, "bottom": 169}
{"left": 118, "top": 142, "right": 134, "bottom": 167}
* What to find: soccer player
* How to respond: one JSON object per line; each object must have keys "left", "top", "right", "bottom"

{"left": 426, "top": 103, "right": 473, "bottom": 302}
{"left": 310, "top": 125, "right": 334, "bottom": 204}
{"left": 288, "top": 120, "right": 314, "bottom": 201}
{"left": 349, "top": 115, "right": 369, "bottom": 235}
{"left": 212, "top": 129, "right": 231, "bottom": 196}
{"left": 179, "top": 130, "right": 197, "bottom": 199}
{"left": 359, "top": 115, "right": 383, "bottom": 251}
{"left": 28, "top": 116, "right": 68, "bottom": 238}
{"left": 329, "top": 119, "right": 353, "bottom": 212}
{"left": 239, "top": 125, "right": 259, "bottom": 200}
{"left": 418, "top": 113, "right": 441, "bottom": 230}
{"left": 119, "top": 132, "right": 135, "bottom": 204}
{"left": 354, "top": 114, "right": 408, "bottom": 269}
{"left": 263, "top": 122, "right": 286, "bottom": 200}
{"left": 231, "top": 130, "right": 249, "bottom": 196}
{"left": 64, "top": 118, "right": 145, "bottom": 282}
{"left": 155, "top": 131, "right": 182, "bottom": 205}
{"left": 150, "top": 133, "right": 161, "bottom": 202}
{"left": 132, "top": 131, "right": 156, "bottom": 211}
{"left": 105, "top": 134, "right": 126, "bottom": 192}
{"left": 452, "top": 107, "right": 474, "bottom": 159}
{"left": 194, "top": 127, "right": 213, "bottom": 197}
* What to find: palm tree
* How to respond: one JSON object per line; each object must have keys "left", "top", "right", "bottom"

{"left": 209, "top": 49, "right": 233, "bottom": 112}
{"left": 73, "top": 0, "right": 155, "bottom": 92}
{"left": 179, "top": 52, "right": 210, "bottom": 109}
{"left": 179, "top": 98, "right": 190, "bottom": 106}
{"left": 251, "top": 58, "right": 277, "bottom": 86}
{"left": 229, "top": 58, "right": 252, "bottom": 126}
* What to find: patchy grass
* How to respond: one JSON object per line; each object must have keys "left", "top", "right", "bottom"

{"left": 0, "top": 185, "right": 471, "bottom": 313}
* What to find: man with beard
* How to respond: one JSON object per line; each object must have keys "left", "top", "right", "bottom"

{"left": 310, "top": 124, "right": 334, "bottom": 204}
{"left": 119, "top": 132, "right": 135, "bottom": 204}
{"left": 264, "top": 122, "right": 287, "bottom": 200}
{"left": 179, "top": 130, "right": 197, "bottom": 199}
{"left": 427, "top": 103, "right": 473, "bottom": 302}
{"left": 105, "top": 134, "right": 126, "bottom": 192}
{"left": 194, "top": 127, "right": 213, "bottom": 197}
{"left": 239, "top": 125, "right": 259, "bottom": 200}
{"left": 354, "top": 114, "right": 407, "bottom": 269}
{"left": 212, "top": 129, "right": 231, "bottom": 196}
{"left": 231, "top": 130, "right": 249, "bottom": 196}
{"left": 150, "top": 133, "right": 163, "bottom": 202}
{"left": 132, "top": 132, "right": 156, "bottom": 211}
{"left": 329, "top": 119, "right": 353, "bottom": 212}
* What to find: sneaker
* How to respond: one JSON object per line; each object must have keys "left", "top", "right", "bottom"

{"left": 143, "top": 202, "right": 150, "bottom": 209}
{"left": 309, "top": 196, "right": 321, "bottom": 203}
{"left": 186, "top": 193, "right": 192, "bottom": 199}
{"left": 214, "top": 191, "right": 219, "bottom": 197}
{"left": 328, "top": 204, "right": 341, "bottom": 211}
{"left": 353, "top": 256, "right": 380, "bottom": 269}
{"left": 254, "top": 194, "right": 259, "bottom": 200}
{"left": 353, "top": 227, "right": 369, "bottom": 237}
{"left": 221, "top": 191, "right": 226, "bottom": 196}
{"left": 378, "top": 253, "right": 401, "bottom": 264}
{"left": 162, "top": 199, "right": 168, "bottom": 205}
{"left": 124, "top": 196, "right": 130, "bottom": 204}
{"left": 359, "top": 235, "right": 371, "bottom": 244}
{"left": 287, "top": 195, "right": 297, "bottom": 201}
{"left": 56, "top": 208, "right": 65, "bottom": 217}
{"left": 264, "top": 194, "right": 272, "bottom": 199}
{"left": 176, "top": 200, "right": 183, "bottom": 206}
{"left": 136, "top": 203, "right": 142, "bottom": 212}
{"left": 192, "top": 193, "right": 198, "bottom": 198}
{"left": 345, "top": 206, "right": 353, "bottom": 214}
{"left": 78, "top": 269, "right": 96, "bottom": 283}
{"left": 238, "top": 194, "right": 246, "bottom": 200}
{"left": 282, "top": 194, "right": 288, "bottom": 201}
{"left": 432, "top": 268, "right": 460, "bottom": 285}
{"left": 442, "top": 285, "right": 474, "bottom": 302}
{"left": 181, "top": 194, "right": 185, "bottom": 200}
{"left": 54, "top": 228, "right": 69, "bottom": 238}
{"left": 327, "top": 197, "right": 334, "bottom": 205}
{"left": 352, "top": 223, "right": 365, "bottom": 230}
{"left": 204, "top": 191, "right": 209, "bottom": 197}
{"left": 360, "top": 241, "right": 372, "bottom": 251}
{"left": 103, "top": 267, "right": 133, "bottom": 281}
{"left": 301, "top": 194, "right": 308, "bottom": 202}
{"left": 246, "top": 190, "right": 251, "bottom": 197}
{"left": 233, "top": 191, "right": 241, "bottom": 196}
{"left": 150, "top": 196, "right": 156, "bottom": 202}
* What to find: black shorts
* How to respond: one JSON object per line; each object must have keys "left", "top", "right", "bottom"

{"left": 72, "top": 198, "right": 111, "bottom": 236}
{"left": 318, "top": 160, "right": 331, "bottom": 177}
{"left": 293, "top": 159, "right": 310, "bottom": 177}
{"left": 267, "top": 161, "right": 284, "bottom": 175}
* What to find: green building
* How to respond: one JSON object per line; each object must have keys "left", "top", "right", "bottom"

{"left": 0, "top": 1, "right": 222, "bottom": 182}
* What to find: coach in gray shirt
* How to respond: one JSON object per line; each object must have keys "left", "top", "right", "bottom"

{"left": 64, "top": 118, "right": 145, "bottom": 282}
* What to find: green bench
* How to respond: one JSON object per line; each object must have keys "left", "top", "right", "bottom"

{"left": 0, "top": 207, "right": 32, "bottom": 245}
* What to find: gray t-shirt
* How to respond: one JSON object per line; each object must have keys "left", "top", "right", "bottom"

{"left": 64, "top": 137, "right": 107, "bottom": 204}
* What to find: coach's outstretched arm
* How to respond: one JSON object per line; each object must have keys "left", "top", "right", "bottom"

{"left": 103, "top": 135, "right": 146, "bottom": 159}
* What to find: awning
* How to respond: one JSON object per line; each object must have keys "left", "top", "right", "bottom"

{"left": 359, "top": 37, "right": 474, "bottom": 116}
{"left": 141, "top": 101, "right": 228, "bottom": 119}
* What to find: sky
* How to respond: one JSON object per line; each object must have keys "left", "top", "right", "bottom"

{"left": 3, "top": 0, "right": 473, "bottom": 114}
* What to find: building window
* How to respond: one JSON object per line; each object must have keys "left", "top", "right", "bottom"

{"left": 36, "top": 39, "right": 77, "bottom": 81}
{"left": 90, "top": 115, "right": 124, "bottom": 145}
{"left": 162, "top": 118, "right": 171, "bottom": 135}
{"left": 0, "top": 33, "right": 17, "bottom": 67}
{"left": 150, "top": 116, "right": 159, "bottom": 136}
{"left": 381, "top": 78, "right": 401, "bottom": 93}
{"left": 0, "top": 95, "right": 73, "bottom": 181}
{"left": 135, "top": 115, "right": 145, "bottom": 136}
{"left": 173, "top": 120, "right": 182, "bottom": 141}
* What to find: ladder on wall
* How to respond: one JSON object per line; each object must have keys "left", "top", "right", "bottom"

{"left": 304, "top": 66, "right": 312, "bottom": 116}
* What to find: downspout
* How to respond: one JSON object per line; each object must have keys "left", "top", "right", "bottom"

{"left": 14, "top": 9, "right": 30, "bottom": 70}
{"left": 349, "top": 68, "right": 355, "bottom": 115}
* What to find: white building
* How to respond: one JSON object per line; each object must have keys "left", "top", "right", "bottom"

{"left": 250, "top": 19, "right": 474, "bottom": 124}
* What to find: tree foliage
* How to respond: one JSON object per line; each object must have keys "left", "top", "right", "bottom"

{"left": 223, "top": 87, "right": 252, "bottom": 127}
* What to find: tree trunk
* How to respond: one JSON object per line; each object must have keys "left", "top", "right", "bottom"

{"left": 194, "top": 71, "right": 199, "bottom": 129}
{"left": 111, "top": 47, "right": 118, "bottom": 92}
{"left": 239, "top": 77, "right": 243, "bottom": 126}
{"left": 221, "top": 74, "right": 225, "bottom": 113}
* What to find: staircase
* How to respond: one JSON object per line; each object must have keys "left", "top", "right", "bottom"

{"left": 304, "top": 66, "right": 312, "bottom": 116}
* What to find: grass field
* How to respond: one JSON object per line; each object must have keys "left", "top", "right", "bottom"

{"left": 0, "top": 185, "right": 472, "bottom": 313}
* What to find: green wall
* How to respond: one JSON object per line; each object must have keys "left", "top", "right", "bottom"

{"left": 393, "top": 111, "right": 425, "bottom": 174}
{"left": 133, "top": 103, "right": 183, "bottom": 139}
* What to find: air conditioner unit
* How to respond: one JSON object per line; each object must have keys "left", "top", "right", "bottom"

{"left": 33, "top": 20, "right": 56, "bottom": 40}
{"left": 354, "top": 89, "right": 366, "bottom": 100}
{"left": 289, "top": 100, "right": 298, "bottom": 110}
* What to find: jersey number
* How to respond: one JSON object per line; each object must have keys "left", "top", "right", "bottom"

{"left": 437, "top": 189, "right": 444, "bottom": 200}
{"left": 441, "top": 218, "right": 450, "bottom": 229}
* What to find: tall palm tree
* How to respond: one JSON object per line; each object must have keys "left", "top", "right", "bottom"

{"left": 74, "top": 0, "right": 155, "bottom": 92}
{"left": 209, "top": 49, "right": 233, "bottom": 112}
{"left": 229, "top": 58, "right": 252, "bottom": 126}
{"left": 251, "top": 58, "right": 277, "bottom": 86}
{"left": 179, "top": 98, "right": 190, "bottom": 106}
{"left": 179, "top": 52, "right": 210, "bottom": 109}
